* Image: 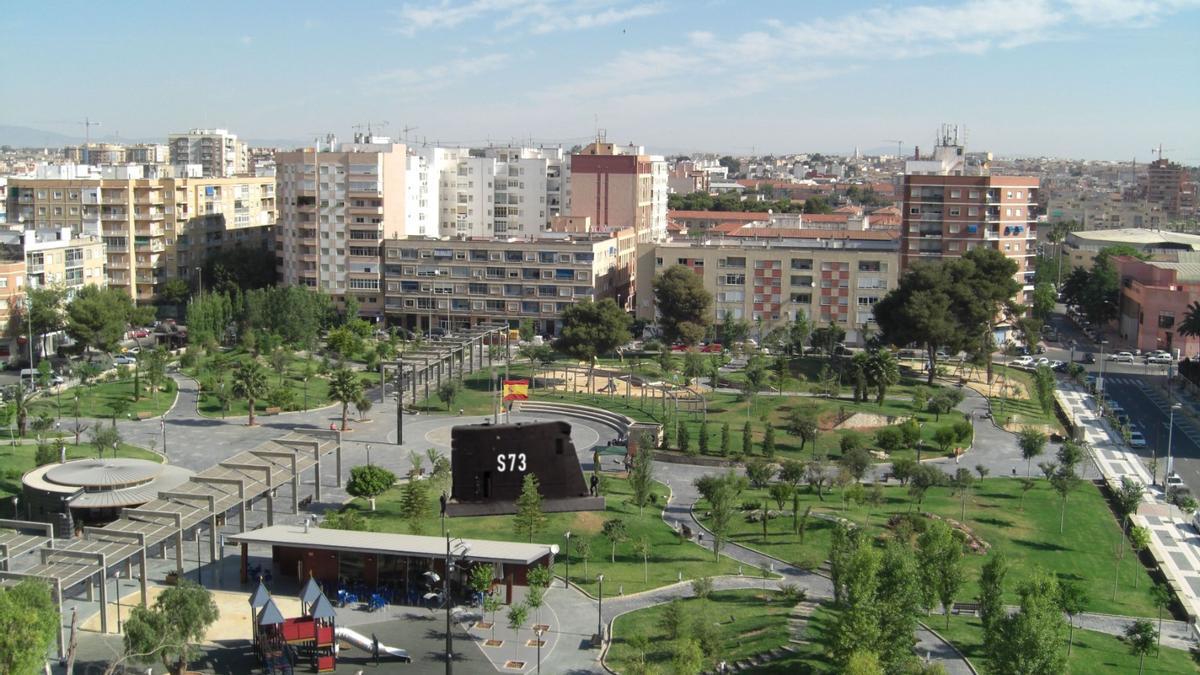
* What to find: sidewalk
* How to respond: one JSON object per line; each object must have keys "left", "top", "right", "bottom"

{"left": 1057, "top": 381, "right": 1200, "bottom": 633}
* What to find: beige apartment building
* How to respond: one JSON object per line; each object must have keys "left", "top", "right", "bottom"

{"left": 23, "top": 227, "right": 106, "bottom": 294}
{"left": 168, "top": 128, "right": 248, "bottom": 178}
{"left": 381, "top": 228, "right": 636, "bottom": 335}
{"left": 0, "top": 251, "right": 25, "bottom": 363}
{"left": 570, "top": 140, "right": 668, "bottom": 243}
{"left": 275, "top": 140, "right": 407, "bottom": 318}
{"left": 6, "top": 176, "right": 276, "bottom": 302}
{"left": 636, "top": 232, "right": 900, "bottom": 345}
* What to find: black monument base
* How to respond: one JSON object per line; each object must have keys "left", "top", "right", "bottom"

{"left": 445, "top": 495, "right": 606, "bottom": 517}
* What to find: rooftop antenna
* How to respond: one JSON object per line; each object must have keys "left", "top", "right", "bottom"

{"left": 400, "top": 125, "right": 418, "bottom": 143}
{"left": 1152, "top": 144, "right": 1174, "bottom": 161}
{"left": 883, "top": 139, "right": 903, "bottom": 157}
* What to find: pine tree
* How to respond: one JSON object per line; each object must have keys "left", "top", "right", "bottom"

{"left": 398, "top": 477, "right": 431, "bottom": 534}
{"left": 763, "top": 425, "right": 776, "bottom": 458}
{"left": 514, "top": 474, "right": 547, "bottom": 542}
{"left": 720, "top": 422, "right": 731, "bottom": 457}
{"left": 679, "top": 423, "right": 692, "bottom": 455}
{"left": 742, "top": 421, "right": 753, "bottom": 456}
{"left": 698, "top": 421, "right": 709, "bottom": 454}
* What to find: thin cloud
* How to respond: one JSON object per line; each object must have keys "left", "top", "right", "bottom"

{"left": 363, "top": 54, "right": 510, "bottom": 93}
{"left": 393, "top": 0, "right": 663, "bottom": 36}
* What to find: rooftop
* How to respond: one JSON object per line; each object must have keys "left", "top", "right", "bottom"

{"left": 229, "top": 525, "right": 558, "bottom": 565}
{"left": 1069, "top": 228, "right": 1200, "bottom": 248}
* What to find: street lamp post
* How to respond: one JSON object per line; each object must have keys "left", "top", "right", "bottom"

{"left": 395, "top": 367, "right": 404, "bottom": 445}
{"left": 160, "top": 418, "right": 166, "bottom": 456}
{"left": 115, "top": 569, "right": 123, "bottom": 633}
{"left": 1167, "top": 403, "right": 1182, "bottom": 478}
{"left": 1097, "top": 339, "right": 1109, "bottom": 397}
{"left": 563, "top": 531, "right": 571, "bottom": 589}
{"left": 596, "top": 574, "right": 604, "bottom": 646}
{"left": 195, "top": 266, "right": 203, "bottom": 296}
{"left": 443, "top": 535, "right": 471, "bottom": 675}
{"left": 366, "top": 444, "right": 372, "bottom": 466}
{"left": 491, "top": 367, "right": 498, "bottom": 425}
{"left": 195, "top": 528, "right": 203, "bottom": 585}
{"left": 534, "top": 626, "right": 545, "bottom": 673}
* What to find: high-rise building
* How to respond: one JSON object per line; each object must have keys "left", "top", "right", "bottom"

{"left": 168, "top": 128, "right": 248, "bottom": 177}
{"left": 22, "top": 227, "right": 106, "bottom": 294}
{"left": 900, "top": 134, "right": 1038, "bottom": 303}
{"left": 1146, "top": 158, "right": 1197, "bottom": 219}
{"left": 6, "top": 174, "right": 276, "bottom": 302}
{"left": 570, "top": 139, "right": 667, "bottom": 243}
{"left": 274, "top": 138, "right": 407, "bottom": 318}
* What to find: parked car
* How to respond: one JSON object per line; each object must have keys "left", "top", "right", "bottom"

{"left": 1083, "top": 352, "right": 1096, "bottom": 364}
{"left": 1167, "top": 473, "right": 1186, "bottom": 488}
{"left": 1148, "top": 353, "right": 1173, "bottom": 364}
{"left": 130, "top": 329, "right": 150, "bottom": 339}
{"left": 113, "top": 355, "right": 137, "bottom": 365}
{"left": 1051, "top": 360, "right": 1066, "bottom": 372}
{"left": 1108, "top": 352, "right": 1135, "bottom": 363}
{"left": 1035, "top": 357, "right": 1050, "bottom": 367}
{"left": 1012, "top": 356, "right": 1035, "bottom": 367}
{"left": 1129, "top": 430, "right": 1147, "bottom": 448}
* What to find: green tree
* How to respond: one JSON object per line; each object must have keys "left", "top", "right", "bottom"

{"left": 1129, "top": 525, "right": 1151, "bottom": 589}
{"left": 0, "top": 579, "right": 59, "bottom": 675}
{"left": 698, "top": 420, "right": 709, "bottom": 454}
{"left": 695, "top": 471, "right": 743, "bottom": 561}
{"left": 1033, "top": 365, "right": 1056, "bottom": 415}
{"left": 514, "top": 474, "right": 547, "bottom": 542}
{"left": 671, "top": 637, "right": 705, "bottom": 675}
{"left": 328, "top": 367, "right": 364, "bottom": 429}
{"left": 911, "top": 386, "right": 929, "bottom": 414}
{"left": 322, "top": 510, "right": 368, "bottom": 531}
{"left": 745, "top": 457, "right": 774, "bottom": 488}
{"left": 629, "top": 443, "right": 655, "bottom": 514}
{"left": 652, "top": 265, "right": 713, "bottom": 346}
{"left": 1125, "top": 619, "right": 1158, "bottom": 675}
{"left": 575, "top": 538, "right": 592, "bottom": 579}
{"left": 742, "top": 421, "right": 753, "bottom": 456}
{"left": 1050, "top": 466, "right": 1081, "bottom": 533}
{"left": 786, "top": 405, "right": 819, "bottom": 453}
{"left": 482, "top": 592, "right": 503, "bottom": 641}
{"left": 933, "top": 425, "right": 961, "bottom": 458}
{"left": 761, "top": 424, "right": 776, "bottom": 458}
{"left": 346, "top": 465, "right": 396, "bottom": 511}
{"left": 435, "top": 379, "right": 461, "bottom": 412}
{"left": 553, "top": 298, "right": 632, "bottom": 391}
{"left": 719, "top": 421, "right": 730, "bottom": 456}
{"left": 1018, "top": 427, "right": 1047, "bottom": 476}
{"left": 845, "top": 651, "right": 884, "bottom": 675}
{"left": 875, "top": 426, "right": 904, "bottom": 456}
{"left": 863, "top": 349, "right": 900, "bottom": 404}
{"left": 66, "top": 285, "right": 153, "bottom": 354}
{"left": 90, "top": 425, "right": 122, "bottom": 459}
{"left": 231, "top": 359, "right": 269, "bottom": 426}
{"left": 658, "top": 598, "right": 688, "bottom": 640}
{"left": 122, "top": 580, "right": 219, "bottom": 675}
{"left": 1058, "top": 579, "right": 1088, "bottom": 657}
{"left": 989, "top": 572, "right": 1067, "bottom": 675}
{"left": 979, "top": 550, "right": 1009, "bottom": 663}
{"left": 927, "top": 388, "right": 964, "bottom": 421}
{"left": 678, "top": 421, "right": 691, "bottom": 455}
{"left": 830, "top": 532, "right": 881, "bottom": 667}
{"left": 602, "top": 517, "right": 629, "bottom": 563}
{"left": 1150, "top": 582, "right": 1172, "bottom": 655}
{"left": 506, "top": 602, "right": 529, "bottom": 660}
{"left": 632, "top": 536, "right": 651, "bottom": 583}
{"left": 876, "top": 541, "right": 923, "bottom": 673}
{"left": 398, "top": 475, "right": 431, "bottom": 534}
{"left": 917, "top": 520, "right": 965, "bottom": 627}
{"left": 1032, "top": 282, "right": 1057, "bottom": 320}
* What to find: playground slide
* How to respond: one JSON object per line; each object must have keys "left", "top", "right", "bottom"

{"left": 334, "top": 626, "right": 412, "bottom": 662}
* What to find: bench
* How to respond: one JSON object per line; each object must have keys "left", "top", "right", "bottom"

{"left": 264, "top": 406, "right": 282, "bottom": 416}
{"left": 136, "top": 411, "right": 153, "bottom": 421}
{"left": 951, "top": 602, "right": 981, "bottom": 616}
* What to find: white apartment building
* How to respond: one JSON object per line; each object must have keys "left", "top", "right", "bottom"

{"left": 168, "top": 128, "right": 248, "bottom": 178}
{"left": 408, "top": 146, "right": 570, "bottom": 238}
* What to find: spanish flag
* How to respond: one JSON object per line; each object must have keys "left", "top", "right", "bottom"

{"left": 502, "top": 379, "right": 530, "bottom": 401}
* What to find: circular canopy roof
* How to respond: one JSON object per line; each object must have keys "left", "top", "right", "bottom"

{"left": 44, "top": 458, "right": 162, "bottom": 488}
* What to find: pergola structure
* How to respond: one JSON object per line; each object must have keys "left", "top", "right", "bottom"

{"left": 379, "top": 324, "right": 510, "bottom": 443}
{"left": 0, "top": 430, "right": 341, "bottom": 659}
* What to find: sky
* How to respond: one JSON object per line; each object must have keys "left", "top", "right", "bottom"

{"left": 5, "top": 0, "right": 1199, "bottom": 161}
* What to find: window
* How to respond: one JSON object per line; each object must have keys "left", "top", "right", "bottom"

{"left": 1159, "top": 312, "right": 1175, "bottom": 329}
{"left": 969, "top": 190, "right": 980, "bottom": 199}
{"left": 968, "top": 207, "right": 978, "bottom": 216}
{"left": 909, "top": 207, "right": 919, "bottom": 214}
{"left": 950, "top": 190, "right": 961, "bottom": 198}
{"left": 949, "top": 208, "right": 960, "bottom": 216}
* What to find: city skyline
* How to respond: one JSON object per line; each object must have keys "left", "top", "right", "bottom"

{"left": 3, "top": 0, "right": 1198, "bottom": 161}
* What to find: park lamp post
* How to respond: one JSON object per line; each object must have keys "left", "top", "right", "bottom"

{"left": 366, "top": 443, "right": 372, "bottom": 467}
{"left": 1167, "top": 403, "right": 1182, "bottom": 479}
{"left": 596, "top": 573, "right": 605, "bottom": 646}
{"left": 1097, "top": 339, "right": 1109, "bottom": 398}
{"left": 196, "top": 527, "right": 204, "bottom": 585}
{"left": 534, "top": 625, "right": 546, "bottom": 674}
{"left": 444, "top": 535, "right": 471, "bottom": 675}
{"left": 115, "top": 568, "right": 123, "bottom": 633}
{"left": 563, "top": 531, "right": 571, "bottom": 588}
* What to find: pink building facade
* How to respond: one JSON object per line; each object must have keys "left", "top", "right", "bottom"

{"left": 1115, "top": 255, "right": 1200, "bottom": 357}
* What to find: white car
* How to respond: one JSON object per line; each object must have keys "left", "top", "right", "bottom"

{"left": 1035, "top": 357, "right": 1051, "bottom": 367}
{"left": 1108, "top": 352, "right": 1135, "bottom": 363}
{"left": 1012, "top": 356, "right": 1034, "bottom": 367}
{"left": 1148, "top": 354, "right": 1173, "bottom": 364}
{"left": 1167, "top": 473, "right": 1186, "bottom": 488}
{"left": 1129, "top": 431, "right": 1147, "bottom": 448}
{"left": 113, "top": 355, "right": 137, "bottom": 365}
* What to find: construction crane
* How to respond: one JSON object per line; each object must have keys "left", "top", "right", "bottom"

{"left": 1151, "top": 144, "right": 1174, "bottom": 161}
{"left": 882, "top": 139, "right": 903, "bottom": 158}
{"left": 79, "top": 117, "right": 101, "bottom": 145}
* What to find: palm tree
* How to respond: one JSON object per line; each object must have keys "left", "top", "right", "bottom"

{"left": 10, "top": 384, "right": 29, "bottom": 437}
{"left": 231, "top": 360, "right": 269, "bottom": 426}
{"left": 864, "top": 349, "right": 900, "bottom": 405}
{"left": 328, "top": 367, "right": 363, "bottom": 431}
{"left": 1179, "top": 300, "right": 1200, "bottom": 339}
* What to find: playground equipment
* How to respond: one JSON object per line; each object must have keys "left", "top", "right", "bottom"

{"left": 251, "top": 577, "right": 344, "bottom": 673}
{"left": 334, "top": 626, "right": 412, "bottom": 661}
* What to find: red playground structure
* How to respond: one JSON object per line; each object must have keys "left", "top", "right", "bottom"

{"left": 250, "top": 577, "right": 337, "bottom": 673}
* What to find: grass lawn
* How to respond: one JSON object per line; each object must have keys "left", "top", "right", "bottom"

{"left": 937, "top": 615, "right": 1197, "bottom": 674}
{"left": 28, "top": 379, "right": 178, "bottom": 420}
{"left": 989, "top": 365, "right": 1063, "bottom": 432}
{"left": 0, "top": 441, "right": 161, "bottom": 498}
{"left": 424, "top": 368, "right": 971, "bottom": 464}
{"left": 346, "top": 476, "right": 748, "bottom": 596}
{"left": 697, "top": 477, "right": 1158, "bottom": 616}
{"left": 185, "top": 348, "right": 380, "bottom": 418}
{"left": 607, "top": 589, "right": 793, "bottom": 673}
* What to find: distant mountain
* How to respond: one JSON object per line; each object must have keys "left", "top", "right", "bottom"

{"left": 0, "top": 125, "right": 87, "bottom": 148}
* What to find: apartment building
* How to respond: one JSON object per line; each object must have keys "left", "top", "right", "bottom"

{"left": 1115, "top": 253, "right": 1200, "bottom": 357}
{"left": 168, "top": 128, "right": 248, "bottom": 178}
{"left": 901, "top": 139, "right": 1039, "bottom": 303}
{"left": 571, "top": 140, "right": 667, "bottom": 243}
{"left": 635, "top": 232, "right": 900, "bottom": 345}
{"left": 0, "top": 244, "right": 24, "bottom": 363}
{"left": 6, "top": 174, "right": 276, "bottom": 302}
{"left": 22, "top": 227, "right": 106, "bottom": 293}
{"left": 1146, "top": 158, "right": 1197, "bottom": 219}
{"left": 274, "top": 139, "right": 407, "bottom": 318}
{"left": 1063, "top": 228, "right": 1200, "bottom": 269}
{"left": 409, "top": 146, "right": 570, "bottom": 238}
{"left": 381, "top": 228, "right": 636, "bottom": 335}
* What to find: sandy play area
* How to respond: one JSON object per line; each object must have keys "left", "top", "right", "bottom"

{"left": 81, "top": 586, "right": 305, "bottom": 642}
